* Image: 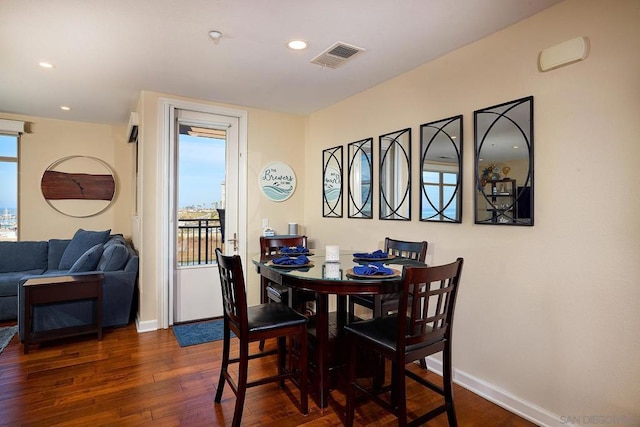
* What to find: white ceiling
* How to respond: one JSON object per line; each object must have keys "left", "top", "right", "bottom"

{"left": 1, "top": 0, "right": 563, "bottom": 125}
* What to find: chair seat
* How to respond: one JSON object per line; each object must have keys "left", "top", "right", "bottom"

{"left": 247, "top": 303, "right": 307, "bottom": 333}
{"left": 345, "top": 316, "right": 440, "bottom": 353}
{"left": 266, "top": 283, "right": 289, "bottom": 303}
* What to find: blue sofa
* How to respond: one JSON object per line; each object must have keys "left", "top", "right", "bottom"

{"left": 0, "top": 229, "right": 138, "bottom": 341}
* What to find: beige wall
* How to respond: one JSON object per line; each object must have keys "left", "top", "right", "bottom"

{"left": 303, "top": 0, "right": 639, "bottom": 421}
{"left": 134, "top": 91, "right": 306, "bottom": 327}
{"left": 0, "top": 113, "right": 133, "bottom": 241}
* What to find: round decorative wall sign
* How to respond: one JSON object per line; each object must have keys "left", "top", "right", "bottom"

{"left": 41, "top": 155, "right": 116, "bottom": 218}
{"left": 259, "top": 162, "right": 296, "bottom": 202}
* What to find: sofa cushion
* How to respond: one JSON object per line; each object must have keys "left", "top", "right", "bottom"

{"left": 0, "top": 241, "right": 48, "bottom": 273}
{"left": 59, "top": 229, "right": 111, "bottom": 269}
{"left": 48, "top": 239, "right": 71, "bottom": 270}
{"left": 105, "top": 234, "right": 127, "bottom": 247}
{"left": 97, "top": 244, "right": 130, "bottom": 271}
{"left": 0, "top": 270, "right": 45, "bottom": 296}
{"left": 68, "top": 244, "right": 105, "bottom": 273}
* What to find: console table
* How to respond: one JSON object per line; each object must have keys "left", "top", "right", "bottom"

{"left": 22, "top": 274, "right": 104, "bottom": 354}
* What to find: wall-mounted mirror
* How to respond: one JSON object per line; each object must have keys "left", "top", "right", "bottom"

{"left": 420, "top": 115, "right": 463, "bottom": 223}
{"left": 322, "top": 145, "right": 343, "bottom": 218}
{"left": 379, "top": 128, "right": 411, "bottom": 220}
{"left": 474, "top": 96, "right": 533, "bottom": 225}
{"left": 347, "top": 138, "right": 373, "bottom": 219}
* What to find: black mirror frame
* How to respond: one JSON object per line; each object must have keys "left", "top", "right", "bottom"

{"left": 419, "top": 115, "right": 463, "bottom": 223}
{"left": 474, "top": 96, "right": 534, "bottom": 226}
{"left": 347, "top": 137, "right": 374, "bottom": 219}
{"left": 322, "top": 145, "right": 343, "bottom": 218}
{"left": 379, "top": 128, "right": 411, "bottom": 221}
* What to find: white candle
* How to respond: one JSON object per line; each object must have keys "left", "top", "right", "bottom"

{"left": 325, "top": 245, "right": 340, "bottom": 262}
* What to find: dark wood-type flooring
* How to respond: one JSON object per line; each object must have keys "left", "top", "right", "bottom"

{"left": 0, "top": 321, "right": 537, "bottom": 426}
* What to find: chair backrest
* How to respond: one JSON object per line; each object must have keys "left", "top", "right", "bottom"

{"left": 384, "top": 237, "right": 428, "bottom": 262}
{"left": 216, "top": 209, "right": 225, "bottom": 243}
{"left": 397, "top": 258, "right": 464, "bottom": 351}
{"left": 215, "top": 248, "right": 247, "bottom": 334}
{"left": 259, "top": 235, "right": 308, "bottom": 257}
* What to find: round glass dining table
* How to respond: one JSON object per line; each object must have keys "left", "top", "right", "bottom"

{"left": 252, "top": 250, "right": 423, "bottom": 408}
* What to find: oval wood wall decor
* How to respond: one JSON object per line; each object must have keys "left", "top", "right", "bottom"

{"left": 41, "top": 170, "right": 115, "bottom": 200}
{"left": 41, "top": 156, "right": 117, "bottom": 217}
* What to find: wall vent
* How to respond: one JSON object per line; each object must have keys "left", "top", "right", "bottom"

{"left": 311, "top": 41, "right": 365, "bottom": 69}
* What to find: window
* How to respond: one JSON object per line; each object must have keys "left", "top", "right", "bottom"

{"left": 422, "top": 169, "right": 459, "bottom": 221}
{"left": 0, "top": 134, "right": 18, "bottom": 241}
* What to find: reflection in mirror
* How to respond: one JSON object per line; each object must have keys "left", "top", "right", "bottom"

{"left": 474, "top": 96, "right": 533, "bottom": 225}
{"left": 379, "top": 128, "right": 411, "bottom": 220}
{"left": 420, "top": 115, "right": 463, "bottom": 223}
{"left": 322, "top": 145, "right": 343, "bottom": 218}
{"left": 347, "top": 138, "right": 373, "bottom": 219}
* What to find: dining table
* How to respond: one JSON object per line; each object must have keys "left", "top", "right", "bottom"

{"left": 252, "top": 249, "right": 425, "bottom": 408}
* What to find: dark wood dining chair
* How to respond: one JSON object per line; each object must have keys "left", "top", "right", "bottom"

{"left": 349, "top": 237, "right": 428, "bottom": 319}
{"left": 214, "top": 248, "right": 308, "bottom": 427}
{"left": 259, "top": 235, "right": 315, "bottom": 350}
{"left": 344, "top": 258, "right": 464, "bottom": 427}
{"left": 259, "top": 235, "right": 308, "bottom": 306}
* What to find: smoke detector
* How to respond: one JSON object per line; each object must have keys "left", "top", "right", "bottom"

{"left": 311, "top": 41, "right": 365, "bottom": 69}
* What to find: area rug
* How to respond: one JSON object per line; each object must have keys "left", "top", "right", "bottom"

{"left": 0, "top": 325, "right": 18, "bottom": 354}
{"left": 172, "top": 319, "right": 234, "bottom": 347}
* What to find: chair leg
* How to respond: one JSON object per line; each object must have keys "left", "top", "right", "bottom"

{"left": 345, "top": 337, "right": 357, "bottom": 427}
{"left": 373, "top": 353, "right": 385, "bottom": 390}
{"left": 231, "top": 340, "right": 250, "bottom": 427}
{"left": 419, "top": 357, "right": 428, "bottom": 370}
{"left": 395, "top": 361, "right": 407, "bottom": 427}
{"left": 277, "top": 336, "right": 286, "bottom": 388}
{"left": 214, "top": 323, "right": 231, "bottom": 403}
{"left": 443, "top": 344, "right": 458, "bottom": 427}
{"left": 299, "top": 326, "right": 308, "bottom": 415}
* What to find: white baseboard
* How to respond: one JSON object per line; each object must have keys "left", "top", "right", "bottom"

{"left": 424, "top": 356, "right": 562, "bottom": 427}
{"left": 135, "top": 317, "right": 159, "bottom": 333}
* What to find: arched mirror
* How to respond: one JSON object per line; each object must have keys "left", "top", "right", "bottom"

{"left": 347, "top": 138, "right": 373, "bottom": 219}
{"left": 322, "top": 145, "right": 343, "bottom": 218}
{"left": 420, "top": 115, "right": 463, "bottom": 223}
{"left": 379, "top": 128, "right": 411, "bottom": 221}
{"left": 474, "top": 96, "right": 534, "bottom": 225}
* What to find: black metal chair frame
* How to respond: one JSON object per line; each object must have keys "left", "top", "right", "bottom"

{"left": 345, "top": 258, "right": 464, "bottom": 427}
{"left": 214, "top": 248, "right": 308, "bottom": 427}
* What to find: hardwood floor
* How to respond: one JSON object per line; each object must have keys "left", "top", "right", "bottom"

{"left": 0, "top": 322, "right": 537, "bottom": 426}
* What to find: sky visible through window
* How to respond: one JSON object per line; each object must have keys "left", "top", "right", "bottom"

{"left": 178, "top": 134, "right": 226, "bottom": 209}
{"left": 0, "top": 134, "right": 17, "bottom": 209}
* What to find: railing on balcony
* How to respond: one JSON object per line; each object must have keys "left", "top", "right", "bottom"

{"left": 177, "top": 218, "right": 223, "bottom": 266}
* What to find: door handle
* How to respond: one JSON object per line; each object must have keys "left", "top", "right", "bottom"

{"left": 227, "top": 233, "right": 238, "bottom": 252}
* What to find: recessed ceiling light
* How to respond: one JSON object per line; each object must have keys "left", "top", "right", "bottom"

{"left": 60, "top": 106, "right": 71, "bottom": 111}
{"left": 288, "top": 40, "right": 307, "bottom": 50}
{"left": 513, "top": 145, "right": 519, "bottom": 149}
{"left": 208, "top": 30, "right": 222, "bottom": 44}
{"left": 39, "top": 62, "right": 55, "bottom": 69}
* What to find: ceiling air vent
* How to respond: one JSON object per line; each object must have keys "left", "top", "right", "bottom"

{"left": 311, "top": 41, "right": 365, "bottom": 69}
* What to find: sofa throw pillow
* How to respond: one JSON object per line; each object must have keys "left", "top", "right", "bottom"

{"left": 59, "top": 228, "right": 111, "bottom": 269}
{"left": 68, "top": 243, "right": 105, "bottom": 273}
{"left": 97, "top": 244, "right": 129, "bottom": 271}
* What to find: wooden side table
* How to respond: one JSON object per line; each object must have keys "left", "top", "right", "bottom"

{"left": 23, "top": 274, "right": 104, "bottom": 354}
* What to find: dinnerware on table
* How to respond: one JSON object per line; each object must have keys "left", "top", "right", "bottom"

{"left": 352, "top": 262, "right": 394, "bottom": 276}
{"left": 352, "top": 249, "right": 391, "bottom": 260}
{"left": 270, "top": 255, "right": 311, "bottom": 267}
{"left": 279, "top": 245, "right": 309, "bottom": 254}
